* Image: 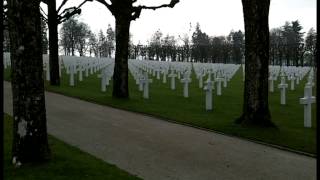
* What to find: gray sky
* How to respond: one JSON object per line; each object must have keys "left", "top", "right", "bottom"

{"left": 46, "top": 0, "right": 316, "bottom": 44}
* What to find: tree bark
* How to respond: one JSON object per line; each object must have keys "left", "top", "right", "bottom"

{"left": 236, "top": 0, "right": 274, "bottom": 126}
{"left": 48, "top": 0, "right": 60, "bottom": 85}
{"left": 112, "top": 15, "right": 130, "bottom": 98}
{"left": 8, "top": 0, "right": 51, "bottom": 165}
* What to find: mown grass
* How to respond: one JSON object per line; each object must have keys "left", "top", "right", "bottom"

{"left": 4, "top": 65, "right": 316, "bottom": 155}
{"left": 4, "top": 114, "right": 142, "bottom": 180}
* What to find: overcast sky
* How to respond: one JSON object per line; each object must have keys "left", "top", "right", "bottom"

{"left": 45, "top": 0, "right": 316, "bottom": 44}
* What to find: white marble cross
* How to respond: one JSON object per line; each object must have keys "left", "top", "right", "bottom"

{"left": 138, "top": 74, "right": 144, "bottom": 91}
{"left": 269, "top": 75, "right": 276, "bottom": 92}
{"left": 99, "top": 73, "right": 107, "bottom": 92}
{"left": 299, "top": 85, "right": 316, "bottom": 127}
{"left": 85, "top": 62, "right": 89, "bottom": 77}
{"left": 69, "top": 64, "right": 76, "bottom": 86}
{"left": 198, "top": 73, "right": 205, "bottom": 88}
{"left": 215, "top": 77, "right": 224, "bottom": 96}
{"left": 142, "top": 72, "right": 153, "bottom": 99}
{"left": 204, "top": 80, "right": 214, "bottom": 110}
{"left": 78, "top": 65, "right": 83, "bottom": 82}
{"left": 278, "top": 76, "right": 288, "bottom": 105}
{"left": 156, "top": 69, "right": 161, "bottom": 80}
{"left": 181, "top": 73, "right": 192, "bottom": 98}
{"left": 162, "top": 70, "right": 167, "bottom": 83}
{"left": 306, "top": 75, "right": 314, "bottom": 87}
{"left": 168, "top": 71, "right": 177, "bottom": 90}
{"left": 290, "top": 75, "right": 295, "bottom": 90}
{"left": 223, "top": 76, "right": 227, "bottom": 88}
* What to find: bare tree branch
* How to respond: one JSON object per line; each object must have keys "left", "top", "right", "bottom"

{"left": 138, "top": 0, "right": 179, "bottom": 10}
{"left": 57, "top": 7, "right": 81, "bottom": 23}
{"left": 131, "top": 7, "right": 142, "bottom": 20}
{"left": 95, "top": 0, "right": 114, "bottom": 13}
{"left": 41, "top": 13, "right": 48, "bottom": 23}
{"left": 57, "top": 0, "right": 69, "bottom": 13}
{"left": 40, "top": 6, "right": 48, "bottom": 18}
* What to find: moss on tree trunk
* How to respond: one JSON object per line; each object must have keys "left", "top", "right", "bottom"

{"left": 8, "top": 0, "right": 51, "bottom": 165}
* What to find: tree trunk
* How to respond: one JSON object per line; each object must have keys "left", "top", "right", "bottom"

{"left": 236, "top": 0, "right": 274, "bottom": 126}
{"left": 48, "top": 0, "right": 60, "bottom": 86}
{"left": 112, "top": 16, "right": 130, "bottom": 98}
{"left": 8, "top": 0, "right": 51, "bottom": 165}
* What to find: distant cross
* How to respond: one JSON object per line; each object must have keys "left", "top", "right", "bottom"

{"left": 278, "top": 76, "right": 288, "bottom": 105}
{"left": 203, "top": 80, "right": 214, "bottom": 110}
{"left": 168, "top": 71, "right": 177, "bottom": 90}
{"left": 180, "top": 73, "right": 192, "bottom": 98}
{"left": 215, "top": 77, "right": 224, "bottom": 96}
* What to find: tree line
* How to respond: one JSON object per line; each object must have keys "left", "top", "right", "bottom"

{"left": 19, "top": 18, "right": 315, "bottom": 67}
{"left": 4, "top": 13, "right": 317, "bottom": 67}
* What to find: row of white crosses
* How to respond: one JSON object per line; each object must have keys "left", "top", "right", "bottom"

{"left": 61, "top": 56, "right": 112, "bottom": 87}
{"left": 129, "top": 60, "right": 194, "bottom": 99}
{"left": 193, "top": 63, "right": 240, "bottom": 110}
{"left": 269, "top": 65, "right": 312, "bottom": 105}
{"left": 4, "top": 52, "right": 64, "bottom": 81}
{"left": 272, "top": 66, "right": 316, "bottom": 128}
{"left": 42, "top": 54, "right": 64, "bottom": 81}
{"left": 128, "top": 61, "right": 153, "bottom": 99}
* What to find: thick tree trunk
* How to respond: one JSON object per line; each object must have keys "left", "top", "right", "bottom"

{"left": 112, "top": 16, "right": 130, "bottom": 98}
{"left": 48, "top": 0, "right": 60, "bottom": 86}
{"left": 236, "top": 0, "right": 274, "bottom": 126}
{"left": 8, "top": 0, "right": 51, "bottom": 165}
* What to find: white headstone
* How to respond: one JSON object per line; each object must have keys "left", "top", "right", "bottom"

{"left": 269, "top": 75, "right": 276, "bottom": 92}
{"left": 299, "top": 85, "right": 316, "bottom": 128}
{"left": 168, "top": 72, "right": 177, "bottom": 90}
{"left": 79, "top": 66, "right": 83, "bottom": 82}
{"left": 223, "top": 76, "right": 227, "bottom": 88}
{"left": 198, "top": 73, "right": 204, "bottom": 88}
{"left": 69, "top": 65, "right": 75, "bottom": 86}
{"left": 204, "top": 80, "right": 214, "bottom": 110}
{"left": 181, "top": 74, "right": 191, "bottom": 98}
{"left": 290, "top": 75, "right": 295, "bottom": 90}
{"left": 215, "top": 77, "right": 224, "bottom": 96}
{"left": 278, "top": 76, "right": 288, "bottom": 105}
{"left": 162, "top": 71, "right": 167, "bottom": 83}
{"left": 142, "top": 72, "right": 152, "bottom": 99}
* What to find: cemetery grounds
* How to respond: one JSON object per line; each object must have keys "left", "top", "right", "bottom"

{"left": 3, "top": 58, "right": 316, "bottom": 155}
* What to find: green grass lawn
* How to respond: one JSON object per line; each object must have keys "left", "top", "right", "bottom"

{"left": 4, "top": 114, "right": 142, "bottom": 180}
{"left": 4, "top": 65, "right": 316, "bottom": 155}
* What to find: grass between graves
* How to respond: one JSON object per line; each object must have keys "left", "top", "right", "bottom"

{"left": 4, "top": 113, "right": 142, "bottom": 180}
{"left": 4, "top": 66, "right": 316, "bottom": 155}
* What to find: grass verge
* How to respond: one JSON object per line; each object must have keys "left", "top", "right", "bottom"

{"left": 4, "top": 113, "right": 142, "bottom": 180}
